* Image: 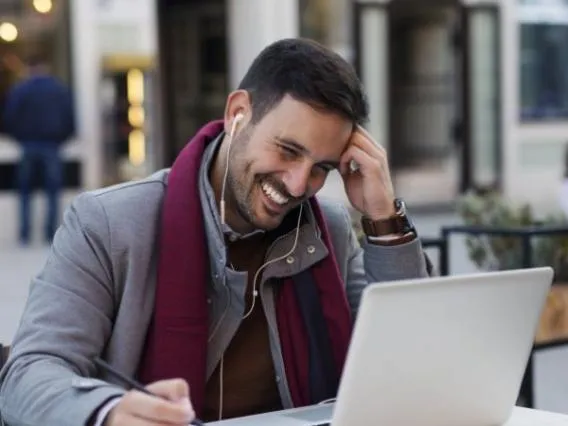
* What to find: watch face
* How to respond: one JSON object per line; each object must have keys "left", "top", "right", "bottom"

{"left": 401, "top": 215, "right": 415, "bottom": 233}
{"left": 395, "top": 198, "right": 416, "bottom": 234}
{"left": 394, "top": 198, "right": 406, "bottom": 214}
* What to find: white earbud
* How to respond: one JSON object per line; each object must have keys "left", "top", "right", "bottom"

{"left": 230, "top": 113, "right": 244, "bottom": 138}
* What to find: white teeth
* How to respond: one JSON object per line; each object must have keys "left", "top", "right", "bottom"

{"left": 261, "top": 182, "right": 289, "bottom": 205}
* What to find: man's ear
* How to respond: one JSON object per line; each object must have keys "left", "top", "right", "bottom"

{"left": 224, "top": 90, "right": 251, "bottom": 135}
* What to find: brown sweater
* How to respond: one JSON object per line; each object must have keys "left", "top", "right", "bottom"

{"left": 202, "top": 232, "right": 283, "bottom": 421}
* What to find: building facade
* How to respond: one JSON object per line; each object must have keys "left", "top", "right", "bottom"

{"left": 0, "top": 0, "right": 76, "bottom": 190}
{"left": 356, "top": 0, "right": 568, "bottom": 215}
{"left": 0, "top": 0, "right": 565, "bottom": 216}
{"left": 69, "top": 0, "right": 301, "bottom": 189}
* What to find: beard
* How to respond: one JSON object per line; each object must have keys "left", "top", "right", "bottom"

{"left": 226, "top": 171, "right": 302, "bottom": 230}
{"left": 222, "top": 123, "right": 264, "bottom": 229}
{"left": 223, "top": 124, "right": 306, "bottom": 231}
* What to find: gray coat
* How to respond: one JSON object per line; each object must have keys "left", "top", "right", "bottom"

{"left": 0, "top": 160, "right": 429, "bottom": 426}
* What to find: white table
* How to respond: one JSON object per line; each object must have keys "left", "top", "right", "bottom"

{"left": 207, "top": 406, "right": 568, "bottom": 425}
{"left": 506, "top": 407, "right": 568, "bottom": 425}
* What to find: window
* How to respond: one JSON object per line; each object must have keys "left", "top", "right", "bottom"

{"left": 299, "top": 0, "right": 354, "bottom": 62}
{"left": 299, "top": 0, "right": 330, "bottom": 44}
{"left": 0, "top": 0, "right": 76, "bottom": 190}
{"left": 519, "top": 0, "right": 568, "bottom": 120}
{"left": 0, "top": 0, "right": 73, "bottom": 133}
{"left": 520, "top": 23, "right": 568, "bottom": 119}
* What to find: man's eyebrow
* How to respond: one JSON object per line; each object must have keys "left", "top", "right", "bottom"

{"left": 274, "top": 136, "right": 339, "bottom": 169}
{"left": 274, "top": 136, "right": 309, "bottom": 154}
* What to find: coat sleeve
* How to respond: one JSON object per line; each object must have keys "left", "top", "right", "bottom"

{"left": 322, "top": 200, "right": 430, "bottom": 319}
{"left": 0, "top": 193, "right": 125, "bottom": 426}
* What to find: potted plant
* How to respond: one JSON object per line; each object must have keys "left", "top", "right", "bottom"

{"left": 457, "top": 190, "right": 568, "bottom": 343}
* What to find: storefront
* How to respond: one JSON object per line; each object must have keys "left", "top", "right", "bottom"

{"left": 17, "top": 0, "right": 561, "bottom": 215}
{"left": 157, "top": 0, "right": 299, "bottom": 167}
{"left": 516, "top": 0, "right": 568, "bottom": 214}
{"left": 66, "top": 0, "right": 300, "bottom": 189}
{"left": 354, "top": 0, "right": 568, "bottom": 215}
{"left": 354, "top": 0, "right": 504, "bottom": 208}
{"left": 0, "top": 0, "right": 76, "bottom": 190}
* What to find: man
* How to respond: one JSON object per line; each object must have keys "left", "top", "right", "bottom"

{"left": 0, "top": 39, "right": 429, "bottom": 426}
{"left": 2, "top": 54, "right": 75, "bottom": 245}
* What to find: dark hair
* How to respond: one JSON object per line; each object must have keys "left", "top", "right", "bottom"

{"left": 238, "top": 38, "right": 368, "bottom": 126}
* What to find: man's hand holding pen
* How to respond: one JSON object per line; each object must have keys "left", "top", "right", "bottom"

{"left": 94, "top": 357, "right": 204, "bottom": 426}
{"left": 104, "top": 378, "right": 196, "bottom": 426}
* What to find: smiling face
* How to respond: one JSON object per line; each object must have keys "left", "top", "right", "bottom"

{"left": 224, "top": 94, "right": 353, "bottom": 231}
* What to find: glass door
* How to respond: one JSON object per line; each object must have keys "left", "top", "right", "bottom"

{"left": 158, "top": 0, "right": 227, "bottom": 165}
{"left": 387, "top": 2, "right": 462, "bottom": 207}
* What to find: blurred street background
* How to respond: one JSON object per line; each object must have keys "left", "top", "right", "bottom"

{"left": 2, "top": 0, "right": 568, "bottom": 417}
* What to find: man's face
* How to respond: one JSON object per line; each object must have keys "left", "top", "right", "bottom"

{"left": 226, "top": 95, "right": 353, "bottom": 231}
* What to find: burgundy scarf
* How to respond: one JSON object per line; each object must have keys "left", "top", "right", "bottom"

{"left": 138, "top": 121, "right": 352, "bottom": 415}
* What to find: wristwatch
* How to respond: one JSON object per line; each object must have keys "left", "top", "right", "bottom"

{"left": 361, "top": 198, "right": 416, "bottom": 245}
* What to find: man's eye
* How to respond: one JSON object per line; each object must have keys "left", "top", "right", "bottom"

{"left": 280, "top": 145, "right": 299, "bottom": 158}
{"left": 316, "top": 164, "right": 333, "bottom": 174}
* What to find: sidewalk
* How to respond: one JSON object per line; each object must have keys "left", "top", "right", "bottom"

{"left": 0, "top": 191, "right": 77, "bottom": 343}
{"left": 0, "top": 190, "right": 78, "bottom": 246}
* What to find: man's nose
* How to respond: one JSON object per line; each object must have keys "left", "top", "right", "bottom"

{"left": 282, "top": 164, "right": 311, "bottom": 198}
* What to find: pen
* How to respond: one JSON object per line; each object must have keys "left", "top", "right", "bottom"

{"left": 94, "top": 357, "right": 206, "bottom": 426}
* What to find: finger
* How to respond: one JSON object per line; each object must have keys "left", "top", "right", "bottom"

{"left": 351, "top": 125, "right": 386, "bottom": 157}
{"left": 339, "top": 145, "right": 365, "bottom": 176}
{"left": 146, "top": 379, "right": 190, "bottom": 402}
{"left": 121, "top": 389, "right": 194, "bottom": 425}
{"left": 355, "top": 124, "right": 383, "bottom": 148}
{"left": 351, "top": 131, "right": 386, "bottom": 159}
{"left": 355, "top": 124, "right": 374, "bottom": 141}
{"left": 338, "top": 152, "right": 350, "bottom": 176}
{"left": 340, "top": 145, "right": 382, "bottom": 177}
{"left": 339, "top": 147, "right": 360, "bottom": 176}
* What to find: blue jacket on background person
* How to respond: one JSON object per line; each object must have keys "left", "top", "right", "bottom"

{"left": 3, "top": 73, "right": 74, "bottom": 143}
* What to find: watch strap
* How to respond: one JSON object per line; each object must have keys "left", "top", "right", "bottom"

{"left": 361, "top": 214, "right": 411, "bottom": 237}
{"left": 366, "top": 232, "right": 417, "bottom": 246}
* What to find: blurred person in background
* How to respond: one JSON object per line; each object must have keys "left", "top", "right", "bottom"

{"left": 2, "top": 53, "right": 75, "bottom": 245}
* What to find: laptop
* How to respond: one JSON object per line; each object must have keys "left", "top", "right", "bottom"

{"left": 208, "top": 267, "right": 554, "bottom": 426}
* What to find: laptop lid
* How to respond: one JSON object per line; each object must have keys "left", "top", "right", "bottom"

{"left": 331, "top": 267, "right": 554, "bottom": 426}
